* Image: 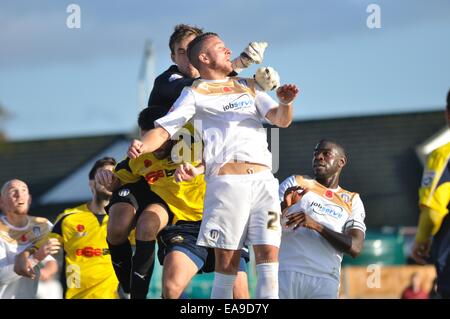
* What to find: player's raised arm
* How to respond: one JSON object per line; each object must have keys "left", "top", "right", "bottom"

{"left": 265, "top": 84, "right": 299, "bottom": 128}
{"left": 127, "top": 127, "right": 170, "bottom": 159}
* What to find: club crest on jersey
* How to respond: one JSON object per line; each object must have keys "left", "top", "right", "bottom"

{"left": 144, "top": 159, "right": 152, "bottom": 168}
{"left": 118, "top": 189, "right": 130, "bottom": 197}
{"left": 340, "top": 193, "right": 351, "bottom": 203}
{"left": 421, "top": 170, "right": 435, "bottom": 187}
{"left": 32, "top": 226, "right": 41, "bottom": 237}
{"left": 209, "top": 229, "right": 220, "bottom": 241}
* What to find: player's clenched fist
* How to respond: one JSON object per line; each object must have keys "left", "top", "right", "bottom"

{"left": 174, "top": 163, "right": 204, "bottom": 182}
{"left": 128, "top": 139, "right": 144, "bottom": 159}
{"left": 276, "top": 84, "right": 299, "bottom": 105}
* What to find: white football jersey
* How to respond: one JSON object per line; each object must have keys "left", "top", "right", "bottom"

{"left": 278, "top": 175, "right": 366, "bottom": 282}
{"left": 0, "top": 215, "right": 53, "bottom": 299}
{"left": 155, "top": 77, "right": 278, "bottom": 176}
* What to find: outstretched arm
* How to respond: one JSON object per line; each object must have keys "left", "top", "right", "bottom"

{"left": 128, "top": 127, "right": 170, "bottom": 159}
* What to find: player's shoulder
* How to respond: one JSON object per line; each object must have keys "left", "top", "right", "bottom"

{"left": 336, "top": 187, "right": 360, "bottom": 205}
{"left": 293, "top": 174, "right": 315, "bottom": 187}
{"left": 429, "top": 141, "right": 450, "bottom": 161}
{"left": 156, "top": 65, "right": 184, "bottom": 82}
{"left": 55, "top": 203, "right": 89, "bottom": 223}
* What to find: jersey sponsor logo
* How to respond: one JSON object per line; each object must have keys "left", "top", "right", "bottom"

{"left": 421, "top": 170, "right": 435, "bottom": 187}
{"left": 76, "top": 246, "right": 110, "bottom": 257}
{"left": 222, "top": 94, "right": 253, "bottom": 112}
{"left": 145, "top": 170, "right": 165, "bottom": 184}
{"left": 168, "top": 74, "right": 183, "bottom": 82}
{"left": 310, "top": 201, "right": 343, "bottom": 219}
{"left": 118, "top": 188, "right": 130, "bottom": 197}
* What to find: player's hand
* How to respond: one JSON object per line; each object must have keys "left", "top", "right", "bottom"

{"left": 254, "top": 66, "right": 280, "bottom": 91}
{"left": 95, "top": 168, "right": 118, "bottom": 192}
{"left": 175, "top": 163, "right": 202, "bottom": 182}
{"left": 411, "top": 240, "right": 431, "bottom": 265}
{"left": 231, "top": 41, "right": 268, "bottom": 72}
{"left": 283, "top": 186, "right": 303, "bottom": 208}
{"left": 34, "top": 238, "right": 61, "bottom": 262}
{"left": 14, "top": 253, "right": 35, "bottom": 279}
{"left": 242, "top": 41, "right": 268, "bottom": 64}
{"left": 128, "top": 139, "right": 144, "bottom": 159}
{"left": 277, "top": 84, "right": 299, "bottom": 105}
{"left": 285, "top": 212, "right": 319, "bottom": 231}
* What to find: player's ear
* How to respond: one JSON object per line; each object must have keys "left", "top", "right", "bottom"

{"left": 88, "top": 180, "right": 95, "bottom": 194}
{"left": 338, "top": 155, "right": 347, "bottom": 168}
{"left": 170, "top": 53, "right": 176, "bottom": 64}
{"left": 198, "top": 53, "right": 209, "bottom": 65}
{"left": 28, "top": 194, "right": 32, "bottom": 206}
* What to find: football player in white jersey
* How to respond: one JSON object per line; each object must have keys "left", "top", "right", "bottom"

{"left": 0, "top": 179, "right": 60, "bottom": 299}
{"left": 278, "top": 140, "right": 366, "bottom": 299}
{"left": 128, "top": 32, "right": 299, "bottom": 299}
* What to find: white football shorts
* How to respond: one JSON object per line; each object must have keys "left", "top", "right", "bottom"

{"left": 197, "top": 170, "right": 281, "bottom": 250}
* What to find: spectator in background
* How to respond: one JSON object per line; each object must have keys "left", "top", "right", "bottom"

{"left": 411, "top": 90, "right": 450, "bottom": 298}
{"left": 401, "top": 272, "right": 429, "bottom": 299}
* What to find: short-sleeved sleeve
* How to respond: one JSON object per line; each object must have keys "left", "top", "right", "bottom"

{"left": 278, "top": 175, "right": 298, "bottom": 203}
{"left": 155, "top": 87, "right": 196, "bottom": 137}
{"left": 255, "top": 87, "right": 278, "bottom": 123}
{"left": 343, "top": 194, "right": 367, "bottom": 234}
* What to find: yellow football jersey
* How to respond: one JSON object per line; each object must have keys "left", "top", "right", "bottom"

{"left": 43, "top": 204, "right": 119, "bottom": 299}
{"left": 114, "top": 126, "right": 205, "bottom": 224}
{"left": 419, "top": 142, "right": 450, "bottom": 214}
{"left": 416, "top": 142, "right": 450, "bottom": 241}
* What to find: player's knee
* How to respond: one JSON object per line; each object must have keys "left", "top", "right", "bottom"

{"left": 162, "top": 279, "right": 184, "bottom": 299}
{"left": 136, "top": 211, "right": 166, "bottom": 241}
{"left": 253, "top": 245, "right": 278, "bottom": 264}
{"left": 215, "top": 250, "right": 241, "bottom": 274}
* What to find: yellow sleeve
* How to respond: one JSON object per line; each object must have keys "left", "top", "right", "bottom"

{"left": 416, "top": 144, "right": 450, "bottom": 243}
{"left": 114, "top": 158, "right": 141, "bottom": 184}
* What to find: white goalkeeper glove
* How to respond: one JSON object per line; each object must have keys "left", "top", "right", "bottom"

{"left": 254, "top": 66, "right": 280, "bottom": 91}
{"left": 231, "top": 41, "right": 268, "bottom": 73}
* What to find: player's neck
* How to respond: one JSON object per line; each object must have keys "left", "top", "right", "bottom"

{"left": 5, "top": 213, "right": 29, "bottom": 228}
{"left": 200, "top": 68, "right": 228, "bottom": 80}
{"left": 87, "top": 199, "right": 108, "bottom": 215}
{"left": 315, "top": 175, "right": 339, "bottom": 189}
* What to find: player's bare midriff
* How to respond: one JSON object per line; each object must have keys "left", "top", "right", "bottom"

{"left": 218, "top": 162, "right": 269, "bottom": 175}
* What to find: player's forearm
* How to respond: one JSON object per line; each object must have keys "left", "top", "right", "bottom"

{"left": 315, "top": 224, "right": 354, "bottom": 256}
{"left": 142, "top": 127, "right": 170, "bottom": 153}
{"left": 415, "top": 207, "right": 446, "bottom": 243}
{"left": 271, "top": 103, "right": 293, "bottom": 128}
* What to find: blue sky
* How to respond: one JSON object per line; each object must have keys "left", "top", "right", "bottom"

{"left": 1, "top": 0, "right": 449, "bottom": 140}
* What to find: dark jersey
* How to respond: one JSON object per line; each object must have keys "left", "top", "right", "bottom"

{"left": 147, "top": 65, "right": 195, "bottom": 110}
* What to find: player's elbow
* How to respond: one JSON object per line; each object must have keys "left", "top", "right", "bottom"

{"left": 277, "top": 119, "right": 292, "bottom": 128}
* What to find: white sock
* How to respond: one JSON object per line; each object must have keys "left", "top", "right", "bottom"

{"left": 211, "top": 272, "right": 237, "bottom": 299}
{"left": 256, "top": 262, "right": 279, "bottom": 299}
